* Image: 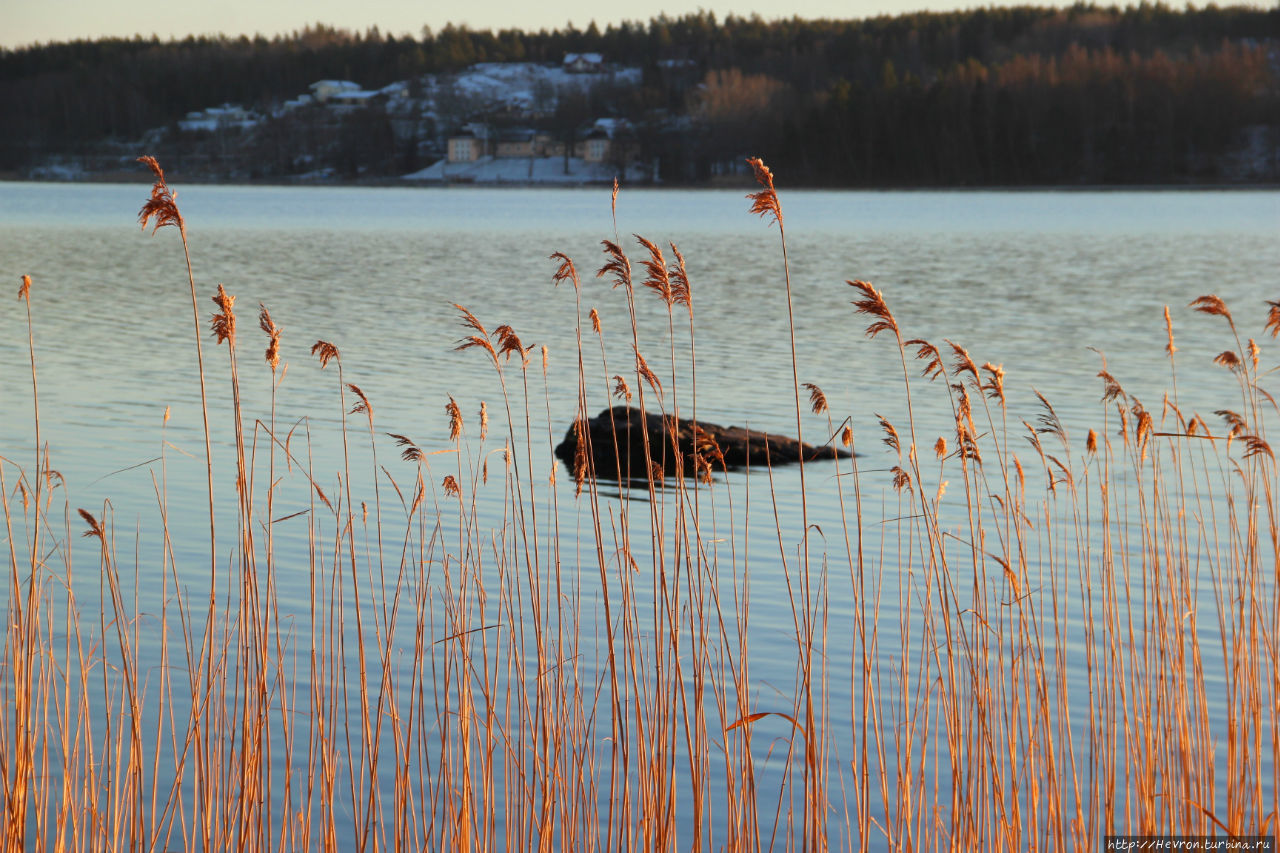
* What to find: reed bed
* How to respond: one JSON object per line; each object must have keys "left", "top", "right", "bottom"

{"left": 1, "top": 160, "right": 1276, "bottom": 852}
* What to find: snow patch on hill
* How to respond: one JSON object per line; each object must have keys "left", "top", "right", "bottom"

{"left": 442, "top": 62, "right": 641, "bottom": 113}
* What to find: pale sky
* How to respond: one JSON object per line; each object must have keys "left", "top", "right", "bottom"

{"left": 2, "top": 0, "right": 1088, "bottom": 50}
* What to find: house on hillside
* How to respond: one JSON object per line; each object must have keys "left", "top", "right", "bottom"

{"left": 178, "top": 103, "right": 256, "bottom": 132}
{"left": 278, "top": 94, "right": 313, "bottom": 112}
{"left": 309, "top": 80, "right": 362, "bottom": 102}
{"left": 380, "top": 81, "right": 411, "bottom": 100}
{"left": 579, "top": 118, "right": 632, "bottom": 163}
{"left": 292, "top": 79, "right": 410, "bottom": 114}
{"left": 494, "top": 128, "right": 535, "bottom": 158}
{"left": 563, "top": 53, "right": 604, "bottom": 73}
{"left": 447, "top": 125, "right": 489, "bottom": 162}
{"left": 328, "top": 89, "right": 380, "bottom": 109}
{"left": 447, "top": 118, "right": 632, "bottom": 164}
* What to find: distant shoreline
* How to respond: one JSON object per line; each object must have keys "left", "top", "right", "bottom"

{"left": 3, "top": 170, "right": 1277, "bottom": 192}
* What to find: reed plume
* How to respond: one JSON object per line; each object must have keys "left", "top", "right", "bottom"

{"left": 347, "top": 383, "right": 372, "bottom": 418}
{"left": 1265, "top": 299, "right": 1280, "bottom": 338}
{"left": 597, "top": 240, "right": 633, "bottom": 293}
{"left": 446, "top": 397, "right": 463, "bottom": 441}
{"left": 849, "top": 280, "right": 899, "bottom": 340}
{"left": 210, "top": 283, "right": 236, "bottom": 345}
{"left": 745, "top": 157, "right": 782, "bottom": 227}
{"left": 311, "top": 339, "right": 340, "bottom": 368}
{"left": 137, "top": 155, "right": 184, "bottom": 234}
{"left": 803, "top": 382, "right": 829, "bottom": 415}
{"left": 259, "top": 304, "right": 283, "bottom": 371}
{"left": 635, "top": 235, "right": 674, "bottom": 307}
{"left": 136, "top": 155, "right": 216, "bottom": 575}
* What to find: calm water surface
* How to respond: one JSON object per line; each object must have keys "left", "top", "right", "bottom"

{"left": 1, "top": 182, "right": 1276, "bottom": 845}
{"left": 3, "top": 184, "right": 1275, "bottom": 522}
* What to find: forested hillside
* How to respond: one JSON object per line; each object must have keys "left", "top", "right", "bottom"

{"left": 2, "top": 3, "right": 1277, "bottom": 184}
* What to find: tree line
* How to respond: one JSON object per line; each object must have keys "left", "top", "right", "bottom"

{"left": 1, "top": 3, "right": 1276, "bottom": 183}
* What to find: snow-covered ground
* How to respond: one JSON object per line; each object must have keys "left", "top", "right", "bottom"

{"left": 402, "top": 154, "right": 644, "bottom": 184}
{"left": 25, "top": 160, "right": 88, "bottom": 180}
{"left": 442, "top": 62, "right": 642, "bottom": 113}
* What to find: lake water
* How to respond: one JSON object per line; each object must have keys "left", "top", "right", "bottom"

{"left": 0, "top": 181, "right": 1277, "bottom": 849}
{"left": 5, "top": 184, "right": 1276, "bottom": 492}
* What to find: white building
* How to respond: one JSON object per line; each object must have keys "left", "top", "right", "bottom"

{"left": 308, "top": 80, "right": 363, "bottom": 102}
{"left": 563, "top": 53, "right": 604, "bottom": 73}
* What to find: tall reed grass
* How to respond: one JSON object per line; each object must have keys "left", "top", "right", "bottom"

{"left": 1, "top": 160, "right": 1275, "bottom": 852}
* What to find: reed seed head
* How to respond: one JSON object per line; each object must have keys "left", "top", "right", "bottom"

{"left": 954, "top": 387, "right": 982, "bottom": 463}
{"left": 259, "top": 304, "right": 283, "bottom": 371}
{"left": 1213, "top": 350, "right": 1242, "bottom": 371}
{"left": 1163, "top": 305, "right": 1177, "bottom": 355}
{"left": 982, "top": 363, "right": 1006, "bottom": 404}
{"left": 549, "top": 252, "right": 580, "bottom": 291}
{"left": 634, "top": 348, "right": 662, "bottom": 395}
{"left": 745, "top": 157, "right": 782, "bottom": 227}
{"left": 137, "top": 156, "right": 184, "bottom": 234}
{"left": 77, "top": 508, "right": 104, "bottom": 540}
{"left": 850, "top": 281, "right": 899, "bottom": 340}
{"left": 1241, "top": 435, "right": 1274, "bottom": 461}
{"left": 598, "top": 240, "right": 633, "bottom": 292}
{"left": 947, "top": 340, "right": 978, "bottom": 380}
{"left": 1216, "top": 409, "right": 1246, "bottom": 437}
{"left": 1265, "top": 300, "right": 1280, "bottom": 338}
{"left": 388, "top": 432, "right": 424, "bottom": 463}
{"left": 877, "top": 414, "right": 900, "bottom": 455}
{"left": 18, "top": 274, "right": 32, "bottom": 302}
{"left": 572, "top": 420, "right": 588, "bottom": 494}
{"left": 494, "top": 324, "right": 529, "bottom": 365}
{"left": 803, "top": 383, "right": 828, "bottom": 415}
{"left": 1131, "top": 403, "right": 1153, "bottom": 458}
{"left": 454, "top": 304, "right": 498, "bottom": 362}
{"left": 906, "top": 339, "right": 944, "bottom": 380}
{"left": 589, "top": 307, "right": 602, "bottom": 335}
{"left": 347, "top": 383, "right": 372, "bottom": 419}
{"left": 635, "top": 234, "right": 675, "bottom": 306}
{"left": 311, "top": 340, "right": 339, "bottom": 369}
{"left": 446, "top": 397, "right": 463, "bottom": 441}
{"left": 210, "top": 284, "right": 236, "bottom": 346}
{"left": 1097, "top": 368, "right": 1124, "bottom": 403}
{"left": 1033, "top": 390, "right": 1067, "bottom": 447}
{"left": 1189, "top": 294, "right": 1236, "bottom": 332}
{"left": 668, "top": 243, "right": 691, "bottom": 310}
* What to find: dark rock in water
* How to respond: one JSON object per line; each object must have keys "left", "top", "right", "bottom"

{"left": 554, "top": 406, "right": 852, "bottom": 483}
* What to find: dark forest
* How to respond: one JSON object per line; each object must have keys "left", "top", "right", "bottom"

{"left": 2, "top": 3, "right": 1277, "bottom": 184}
